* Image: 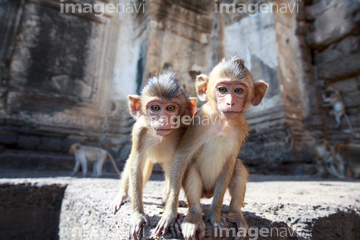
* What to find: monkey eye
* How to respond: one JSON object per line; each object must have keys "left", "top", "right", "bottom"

{"left": 166, "top": 105, "right": 176, "bottom": 111}
{"left": 150, "top": 105, "right": 160, "bottom": 111}
{"left": 234, "top": 88, "right": 244, "bottom": 94}
{"left": 218, "top": 86, "right": 227, "bottom": 92}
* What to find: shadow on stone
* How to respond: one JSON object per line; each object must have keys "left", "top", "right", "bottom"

{"left": 311, "top": 211, "right": 360, "bottom": 240}
{"left": 142, "top": 204, "right": 303, "bottom": 240}
{"left": 0, "top": 183, "right": 67, "bottom": 240}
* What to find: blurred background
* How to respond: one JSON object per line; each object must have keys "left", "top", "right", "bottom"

{"left": 0, "top": 0, "right": 359, "bottom": 177}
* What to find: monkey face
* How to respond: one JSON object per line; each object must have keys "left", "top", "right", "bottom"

{"left": 146, "top": 99, "right": 181, "bottom": 136}
{"left": 214, "top": 80, "right": 249, "bottom": 119}
{"left": 69, "top": 143, "right": 80, "bottom": 154}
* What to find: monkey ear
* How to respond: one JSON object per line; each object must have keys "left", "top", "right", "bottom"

{"left": 251, "top": 80, "right": 268, "bottom": 106}
{"left": 187, "top": 97, "right": 197, "bottom": 117}
{"left": 195, "top": 74, "right": 209, "bottom": 102}
{"left": 128, "top": 95, "right": 142, "bottom": 119}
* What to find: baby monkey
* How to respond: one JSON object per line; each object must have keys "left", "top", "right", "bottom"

{"left": 156, "top": 57, "right": 268, "bottom": 239}
{"left": 111, "top": 72, "right": 196, "bottom": 239}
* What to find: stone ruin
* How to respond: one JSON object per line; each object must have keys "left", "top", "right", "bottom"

{"left": 1, "top": 0, "right": 360, "bottom": 175}
{"left": 0, "top": 1, "right": 360, "bottom": 239}
{"left": 1, "top": 0, "right": 360, "bottom": 174}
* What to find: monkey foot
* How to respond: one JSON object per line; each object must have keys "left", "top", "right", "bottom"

{"left": 111, "top": 194, "right": 130, "bottom": 214}
{"left": 204, "top": 213, "right": 227, "bottom": 238}
{"left": 129, "top": 212, "right": 150, "bottom": 240}
{"left": 223, "top": 212, "right": 248, "bottom": 240}
{"left": 181, "top": 214, "right": 206, "bottom": 240}
{"left": 155, "top": 210, "right": 181, "bottom": 237}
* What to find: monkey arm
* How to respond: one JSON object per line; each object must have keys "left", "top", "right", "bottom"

{"left": 128, "top": 148, "right": 150, "bottom": 239}
{"left": 155, "top": 124, "right": 203, "bottom": 236}
{"left": 129, "top": 150, "right": 145, "bottom": 214}
{"left": 167, "top": 126, "right": 204, "bottom": 213}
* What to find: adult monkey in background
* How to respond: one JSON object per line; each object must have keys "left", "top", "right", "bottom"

{"left": 156, "top": 57, "right": 268, "bottom": 239}
{"left": 112, "top": 72, "right": 196, "bottom": 239}
{"left": 69, "top": 143, "right": 121, "bottom": 177}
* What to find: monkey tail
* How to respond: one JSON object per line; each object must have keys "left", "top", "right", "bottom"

{"left": 107, "top": 153, "right": 121, "bottom": 175}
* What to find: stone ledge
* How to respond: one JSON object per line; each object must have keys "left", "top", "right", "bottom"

{"left": 0, "top": 172, "right": 359, "bottom": 239}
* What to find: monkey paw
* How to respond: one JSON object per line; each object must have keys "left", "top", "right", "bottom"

{"left": 224, "top": 212, "right": 248, "bottom": 240}
{"left": 155, "top": 210, "right": 179, "bottom": 237}
{"left": 111, "top": 193, "right": 129, "bottom": 214}
{"left": 181, "top": 215, "right": 206, "bottom": 240}
{"left": 129, "top": 212, "right": 150, "bottom": 240}
{"left": 204, "top": 212, "right": 227, "bottom": 237}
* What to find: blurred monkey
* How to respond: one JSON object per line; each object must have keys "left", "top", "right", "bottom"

{"left": 322, "top": 84, "right": 352, "bottom": 129}
{"left": 69, "top": 143, "right": 121, "bottom": 177}
{"left": 335, "top": 142, "right": 360, "bottom": 178}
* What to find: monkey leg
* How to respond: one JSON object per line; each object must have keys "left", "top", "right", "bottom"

{"left": 182, "top": 168, "right": 206, "bottom": 240}
{"left": 78, "top": 155, "right": 87, "bottom": 177}
{"left": 71, "top": 160, "right": 80, "bottom": 176}
{"left": 204, "top": 161, "right": 235, "bottom": 238}
{"left": 160, "top": 161, "right": 187, "bottom": 208}
{"left": 112, "top": 158, "right": 151, "bottom": 214}
{"left": 334, "top": 113, "right": 343, "bottom": 129}
{"left": 225, "top": 160, "right": 248, "bottom": 239}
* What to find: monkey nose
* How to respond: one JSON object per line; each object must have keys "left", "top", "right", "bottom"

{"left": 227, "top": 102, "right": 235, "bottom": 106}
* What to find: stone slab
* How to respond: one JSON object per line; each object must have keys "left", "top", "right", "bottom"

{"left": 0, "top": 171, "right": 359, "bottom": 239}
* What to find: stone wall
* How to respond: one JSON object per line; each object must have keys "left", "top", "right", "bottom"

{"left": 1, "top": 0, "right": 359, "bottom": 175}
{"left": 0, "top": 0, "right": 128, "bottom": 171}
{"left": 305, "top": 0, "right": 360, "bottom": 140}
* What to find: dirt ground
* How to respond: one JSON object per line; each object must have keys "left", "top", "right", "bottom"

{"left": 0, "top": 170, "right": 359, "bottom": 239}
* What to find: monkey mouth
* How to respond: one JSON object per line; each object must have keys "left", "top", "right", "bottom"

{"left": 222, "top": 111, "right": 241, "bottom": 119}
{"left": 155, "top": 129, "right": 173, "bottom": 136}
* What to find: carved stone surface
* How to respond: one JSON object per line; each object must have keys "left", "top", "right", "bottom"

{"left": 1, "top": 173, "right": 359, "bottom": 240}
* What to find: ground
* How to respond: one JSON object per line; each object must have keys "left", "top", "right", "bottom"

{"left": 0, "top": 170, "right": 359, "bottom": 240}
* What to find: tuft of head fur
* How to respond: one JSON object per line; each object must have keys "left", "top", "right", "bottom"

{"left": 142, "top": 72, "right": 185, "bottom": 100}
{"left": 211, "top": 56, "right": 249, "bottom": 80}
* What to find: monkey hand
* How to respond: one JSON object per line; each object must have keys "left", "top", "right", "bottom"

{"left": 129, "top": 212, "right": 150, "bottom": 240}
{"left": 224, "top": 212, "right": 248, "bottom": 240}
{"left": 155, "top": 209, "right": 179, "bottom": 237}
{"left": 204, "top": 211, "right": 226, "bottom": 237}
{"left": 181, "top": 213, "right": 206, "bottom": 240}
{"left": 111, "top": 192, "right": 129, "bottom": 214}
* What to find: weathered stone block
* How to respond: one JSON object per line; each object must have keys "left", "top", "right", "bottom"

{"left": 331, "top": 77, "right": 359, "bottom": 92}
{"left": 17, "top": 135, "right": 41, "bottom": 150}
{"left": 37, "top": 138, "right": 63, "bottom": 152}
{"left": 0, "top": 134, "right": 17, "bottom": 145}
{"left": 317, "top": 53, "right": 360, "bottom": 81}
{"left": 315, "top": 34, "right": 360, "bottom": 64}
{"left": 0, "top": 183, "right": 66, "bottom": 240}
{"left": 118, "top": 144, "right": 131, "bottom": 161}
{"left": 307, "top": 0, "right": 360, "bottom": 50}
